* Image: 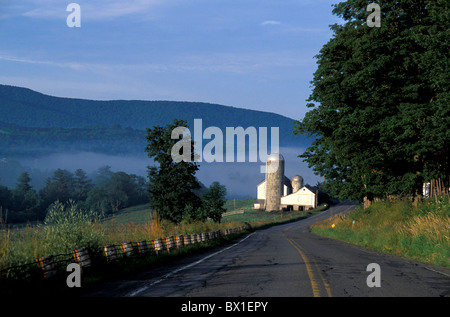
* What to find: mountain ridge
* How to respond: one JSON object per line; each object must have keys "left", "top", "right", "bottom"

{"left": 0, "top": 84, "right": 299, "bottom": 128}
{"left": 0, "top": 84, "right": 310, "bottom": 156}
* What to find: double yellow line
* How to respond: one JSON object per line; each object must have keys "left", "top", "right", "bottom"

{"left": 284, "top": 228, "right": 332, "bottom": 297}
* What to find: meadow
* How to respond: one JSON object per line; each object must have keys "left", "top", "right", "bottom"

{"left": 310, "top": 196, "right": 450, "bottom": 268}
{"left": 0, "top": 198, "right": 326, "bottom": 272}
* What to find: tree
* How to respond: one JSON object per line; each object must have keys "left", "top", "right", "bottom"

{"left": 86, "top": 186, "right": 109, "bottom": 215}
{"left": 126, "top": 174, "right": 148, "bottom": 206}
{"left": 106, "top": 172, "right": 130, "bottom": 214}
{"left": 294, "top": 0, "right": 449, "bottom": 206}
{"left": 73, "top": 169, "right": 93, "bottom": 202}
{"left": 15, "top": 172, "right": 32, "bottom": 194}
{"left": 11, "top": 172, "right": 43, "bottom": 221}
{"left": 40, "top": 169, "right": 75, "bottom": 206}
{"left": 200, "top": 182, "right": 227, "bottom": 223}
{"left": 145, "top": 119, "right": 202, "bottom": 223}
{"left": 0, "top": 185, "right": 12, "bottom": 221}
{"left": 93, "top": 165, "right": 114, "bottom": 187}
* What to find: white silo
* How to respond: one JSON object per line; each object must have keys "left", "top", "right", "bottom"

{"left": 291, "top": 175, "right": 304, "bottom": 193}
{"left": 265, "top": 153, "right": 284, "bottom": 211}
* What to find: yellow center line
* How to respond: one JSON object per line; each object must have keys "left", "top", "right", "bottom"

{"left": 314, "top": 261, "right": 333, "bottom": 297}
{"left": 286, "top": 237, "right": 321, "bottom": 297}
{"left": 285, "top": 237, "right": 332, "bottom": 297}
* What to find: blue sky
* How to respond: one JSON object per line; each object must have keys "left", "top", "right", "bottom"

{"left": 0, "top": 0, "right": 342, "bottom": 120}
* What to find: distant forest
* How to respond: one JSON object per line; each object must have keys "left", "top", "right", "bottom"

{"left": 0, "top": 166, "right": 149, "bottom": 224}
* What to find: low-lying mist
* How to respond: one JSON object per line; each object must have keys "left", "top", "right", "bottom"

{"left": 5, "top": 147, "right": 321, "bottom": 199}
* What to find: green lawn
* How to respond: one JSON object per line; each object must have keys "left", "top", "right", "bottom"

{"left": 101, "top": 204, "right": 152, "bottom": 226}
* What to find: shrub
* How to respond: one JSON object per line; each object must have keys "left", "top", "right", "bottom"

{"left": 41, "top": 200, "right": 105, "bottom": 254}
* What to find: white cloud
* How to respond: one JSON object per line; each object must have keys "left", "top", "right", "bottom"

{"left": 0, "top": 47, "right": 312, "bottom": 78}
{"left": 0, "top": 54, "right": 84, "bottom": 70}
{"left": 83, "top": 0, "right": 163, "bottom": 20}
{"left": 261, "top": 20, "right": 281, "bottom": 26}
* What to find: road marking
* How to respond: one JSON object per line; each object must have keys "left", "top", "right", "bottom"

{"left": 286, "top": 237, "right": 321, "bottom": 297}
{"left": 286, "top": 237, "right": 332, "bottom": 297}
{"left": 314, "top": 261, "right": 333, "bottom": 297}
{"left": 127, "top": 232, "right": 256, "bottom": 297}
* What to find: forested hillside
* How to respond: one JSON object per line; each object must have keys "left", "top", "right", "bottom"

{"left": 0, "top": 84, "right": 310, "bottom": 158}
{"left": 0, "top": 121, "right": 146, "bottom": 157}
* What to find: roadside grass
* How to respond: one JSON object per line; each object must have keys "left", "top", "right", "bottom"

{"left": 0, "top": 199, "right": 329, "bottom": 296}
{"left": 310, "top": 196, "right": 450, "bottom": 268}
{"left": 0, "top": 200, "right": 327, "bottom": 271}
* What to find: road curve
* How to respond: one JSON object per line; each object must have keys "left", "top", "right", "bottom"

{"left": 84, "top": 201, "right": 450, "bottom": 297}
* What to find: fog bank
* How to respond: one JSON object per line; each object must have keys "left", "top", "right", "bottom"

{"left": 10, "top": 147, "right": 320, "bottom": 199}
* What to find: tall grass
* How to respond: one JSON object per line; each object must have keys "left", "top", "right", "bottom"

{"left": 0, "top": 201, "right": 247, "bottom": 271}
{"left": 1, "top": 199, "right": 328, "bottom": 271}
{"left": 0, "top": 201, "right": 106, "bottom": 270}
{"left": 311, "top": 196, "right": 449, "bottom": 268}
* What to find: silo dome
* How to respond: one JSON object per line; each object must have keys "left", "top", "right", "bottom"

{"left": 291, "top": 175, "right": 303, "bottom": 193}
{"left": 267, "top": 152, "right": 284, "bottom": 163}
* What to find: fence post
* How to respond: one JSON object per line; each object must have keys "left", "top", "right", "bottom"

{"left": 136, "top": 240, "right": 149, "bottom": 255}
{"left": 153, "top": 238, "right": 164, "bottom": 254}
{"left": 36, "top": 255, "right": 57, "bottom": 279}
{"left": 165, "top": 236, "right": 175, "bottom": 252}
{"left": 175, "top": 235, "right": 184, "bottom": 248}
{"left": 183, "top": 235, "right": 191, "bottom": 246}
{"left": 73, "top": 247, "right": 91, "bottom": 271}
{"left": 104, "top": 244, "right": 118, "bottom": 263}
{"left": 120, "top": 242, "right": 134, "bottom": 257}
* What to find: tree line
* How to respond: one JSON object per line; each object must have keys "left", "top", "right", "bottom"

{"left": 294, "top": 0, "right": 449, "bottom": 207}
{"left": 0, "top": 166, "right": 149, "bottom": 224}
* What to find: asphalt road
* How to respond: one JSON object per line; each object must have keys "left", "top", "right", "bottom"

{"left": 84, "top": 201, "right": 450, "bottom": 297}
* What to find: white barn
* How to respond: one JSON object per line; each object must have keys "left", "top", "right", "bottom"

{"left": 280, "top": 185, "right": 318, "bottom": 211}
{"left": 254, "top": 176, "right": 318, "bottom": 211}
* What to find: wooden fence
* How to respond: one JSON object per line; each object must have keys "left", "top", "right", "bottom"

{"left": 0, "top": 226, "right": 246, "bottom": 281}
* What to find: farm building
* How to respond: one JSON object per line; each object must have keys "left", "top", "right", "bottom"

{"left": 254, "top": 153, "right": 318, "bottom": 211}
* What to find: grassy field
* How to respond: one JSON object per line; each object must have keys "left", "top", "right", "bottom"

{"left": 2, "top": 196, "right": 448, "bottom": 272}
{"left": 3, "top": 195, "right": 448, "bottom": 296}
{"left": 311, "top": 196, "right": 450, "bottom": 268}
{"left": 0, "top": 199, "right": 327, "bottom": 271}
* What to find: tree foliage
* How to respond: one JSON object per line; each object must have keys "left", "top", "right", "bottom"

{"left": 0, "top": 167, "right": 149, "bottom": 223}
{"left": 294, "top": 0, "right": 449, "bottom": 204}
{"left": 145, "top": 119, "right": 202, "bottom": 223}
{"left": 200, "top": 182, "right": 227, "bottom": 223}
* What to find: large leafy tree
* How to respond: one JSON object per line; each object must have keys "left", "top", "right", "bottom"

{"left": 294, "top": 0, "right": 449, "bottom": 205}
{"left": 145, "top": 119, "right": 202, "bottom": 223}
